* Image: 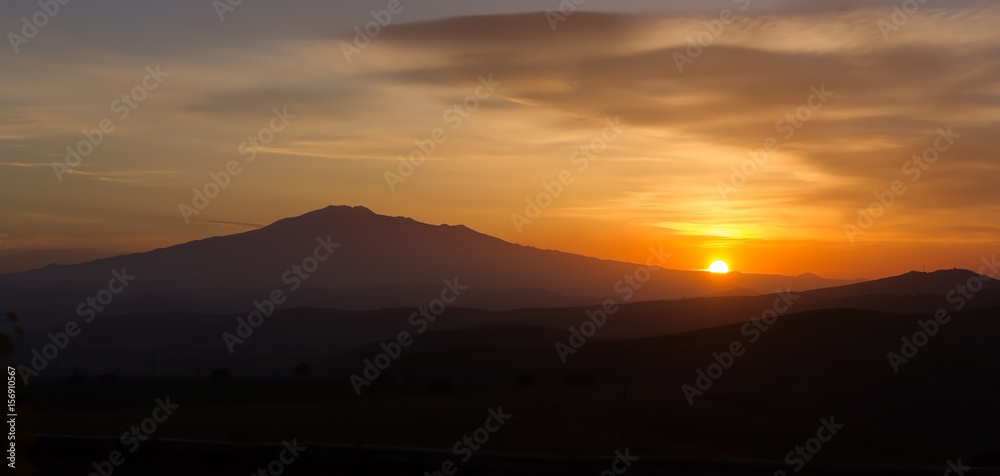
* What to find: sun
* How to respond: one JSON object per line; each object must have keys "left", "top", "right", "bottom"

{"left": 709, "top": 260, "right": 729, "bottom": 274}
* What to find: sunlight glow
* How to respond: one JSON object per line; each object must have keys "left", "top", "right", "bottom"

{"left": 709, "top": 260, "right": 729, "bottom": 273}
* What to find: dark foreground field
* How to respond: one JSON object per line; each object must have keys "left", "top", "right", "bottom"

{"left": 29, "top": 436, "right": 1000, "bottom": 476}
{"left": 16, "top": 305, "right": 1000, "bottom": 474}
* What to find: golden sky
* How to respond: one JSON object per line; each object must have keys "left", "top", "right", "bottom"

{"left": 1, "top": 2, "right": 998, "bottom": 278}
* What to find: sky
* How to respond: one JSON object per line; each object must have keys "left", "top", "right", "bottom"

{"left": 1, "top": 0, "right": 998, "bottom": 279}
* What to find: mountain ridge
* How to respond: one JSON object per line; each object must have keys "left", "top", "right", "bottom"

{"left": 0, "top": 205, "right": 869, "bottom": 325}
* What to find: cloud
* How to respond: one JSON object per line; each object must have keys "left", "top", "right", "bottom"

{"left": 1, "top": 1, "right": 998, "bottom": 277}
{"left": 352, "top": 6, "right": 1000, "bottom": 242}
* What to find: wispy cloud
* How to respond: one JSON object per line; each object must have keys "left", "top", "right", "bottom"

{"left": 0, "top": 1, "right": 997, "bottom": 277}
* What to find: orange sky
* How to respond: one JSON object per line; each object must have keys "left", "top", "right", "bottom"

{"left": 1, "top": 3, "right": 998, "bottom": 279}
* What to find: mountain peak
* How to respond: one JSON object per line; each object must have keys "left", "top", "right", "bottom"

{"left": 280, "top": 205, "right": 477, "bottom": 236}
{"left": 316, "top": 205, "right": 375, "bottom": 215}
{"left": 267, "top": 205, "right": 379, "bottom": 229}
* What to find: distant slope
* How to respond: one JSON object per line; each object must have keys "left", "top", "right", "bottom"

{"left": 16, "top": 280, "right": 1000, "bottom": 380}
{"left": 796, "top": 269, "right": 999, "bottom": 301}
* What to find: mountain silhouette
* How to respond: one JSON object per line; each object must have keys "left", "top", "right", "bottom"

{"left": 0, "top": 205, "right": 861, "bottom": 327}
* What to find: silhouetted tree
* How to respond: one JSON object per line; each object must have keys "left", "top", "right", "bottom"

{"left": 429, "top": 378, "right": 453, "bottom": 394}
{"left": 68, "top": 371, "right": 88, "bottom": 386}
{"left": 98, "top": 373, "right": 120, "bottom": 383}
{"left": 0, "top": 312, "right": 25, "bottom": 357}
{"left": 515, "top": 373, "right": 535, "bottom": 388}
{"left": 372, "top": 373, "right": 395, "bottom": 388}
{"left": 228, "top": 424, "right": 250, "bottom": 443}
{"left": 566, "top": 373, "right": 595, "bottom": 387}
{"left": 210, "top": 368, "right": 231, "bottom": 381}
{"left": 294, "top": 363, "right": 310, "bottom": 378}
